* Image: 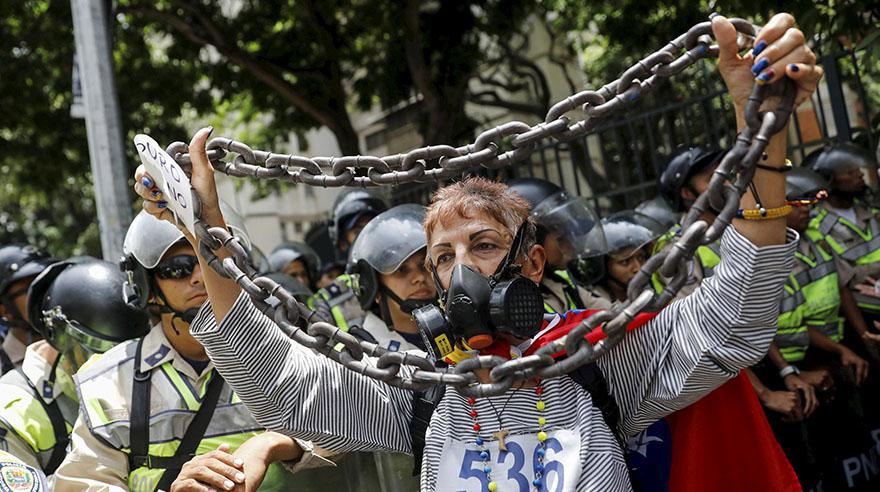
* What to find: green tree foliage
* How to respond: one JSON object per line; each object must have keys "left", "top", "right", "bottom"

{"left": 2, "top": 0, "right": 876, "bottom": 255}
{"left": 0, "top": 0, "right": 206, "bottom": 256}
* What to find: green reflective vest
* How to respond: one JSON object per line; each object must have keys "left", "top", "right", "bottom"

{"left": 807, "top": 205, "right": 880, "bottom": 313}
{"left": 776, "top": 240, "right": 841, "bottom": 362}
{"left": 650, "top": 224, "right": 721, "bottom": 294}
{"left": 0, "top": 366, "right": 77, "bottom": 475}
{"left": 308, "top": 274, "right": 365, "bottom": 332}
{"left": 77, "top": 341, "right": 291, "bottom": 492}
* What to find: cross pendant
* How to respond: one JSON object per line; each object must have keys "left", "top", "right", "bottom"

{"left": 493, "top": 429, "right": 510, "bottom": 452}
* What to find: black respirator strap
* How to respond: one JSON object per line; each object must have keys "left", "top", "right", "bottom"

{"left": 492, "top": 221, "right": 529, "bottom": 279}
{"left": 147, "top": 275, "right": 197, "bottom": 326}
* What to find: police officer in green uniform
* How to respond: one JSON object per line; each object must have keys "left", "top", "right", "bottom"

{"left": 310, "top": 190, "right": 388, "bottom": 332}
{"left": 54, "top": 211, "right": 332, "bottom": 492}
{"left": 347, "top": 204, "right": 436, "bottom": 353}
{"left": 0, "top": 246, "right": 56, "bottom": 375}
{"left": 0, "top": 258, "right": 150, "bottom": 475}
{"left": 267, "top": 242, "right": 321, "bottom": 291}
{"left": 653, "top": 147, "right": 727, "bottom": 298}
{"left": 0, "top": 450, "right": 49, "bottom": 492}
{"left": 582, "top": 212, "right": 662, "bottom": 306}
{"left": 749, "top": 168, "right": 874, "bottom": 490}
{"left": 804, "top": 143, "right": 880, "bottom": 355}
{"left": 506, "top": 178, "right": 610, "bottom": 313}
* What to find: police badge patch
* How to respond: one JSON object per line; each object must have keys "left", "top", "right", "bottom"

{"left": 0, "top": 458, "right": 42, "bottom": 492}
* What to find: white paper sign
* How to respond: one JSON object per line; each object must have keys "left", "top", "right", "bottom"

{"left": 134, "top": 134, "right": 195, "bottom": 233}
{"left": 436, "top": 429, "right": 580, "bottom": 492}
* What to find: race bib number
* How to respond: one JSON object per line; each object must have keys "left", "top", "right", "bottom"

{"left": 134, "top": 134, "right": 196, "bottom": 233}
{"left": 437, "top": 429, "right": 580, "bottom": 492}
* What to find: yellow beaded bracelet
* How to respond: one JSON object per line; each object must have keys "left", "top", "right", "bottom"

{"left": 736, "top": 204, "right": 792, "bottom": 220}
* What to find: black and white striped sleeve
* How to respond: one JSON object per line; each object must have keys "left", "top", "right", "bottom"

{"left": 597, "top": 226, "right": 798, "bottom": 438}
{"left": 189, "top": 293, "right": 415, "bottom": 454}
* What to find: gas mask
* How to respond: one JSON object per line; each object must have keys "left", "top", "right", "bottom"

{"left": 414, "top": 224, "right": 545, "bottom": 360}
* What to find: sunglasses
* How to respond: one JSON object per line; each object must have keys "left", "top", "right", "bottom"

{"left": 154, "top": 255, "right": 199, "bottom": 280}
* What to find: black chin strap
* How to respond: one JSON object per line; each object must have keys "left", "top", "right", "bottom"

{"left": 379, "top": 283, "right": 434, "bottom": 314}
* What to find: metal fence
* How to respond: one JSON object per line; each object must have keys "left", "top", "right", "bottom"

{"left": 392, "top": 48, "right": 876, "bottom": 215}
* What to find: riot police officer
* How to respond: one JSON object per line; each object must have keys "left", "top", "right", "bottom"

{"left": 347, "top": 204, "right": 436, "bottom": 353}
{"left": 266, "top": 242, "right": 321, "bottom": 291}
{"left": 329, "top": 189, "right": 388, "bottom": 260}
{"left": 54, "top": 211, "right": 330, "bottom": 492}
{"left": 506, "top": 178, "right": 610, "bottom": 313}
{"left": 654, "top": 147, "right": 727, "bottom": 297}
{"left": 309, "top": 190, "right": 390, "bottom": 332}
{"left": 804, "top": 143, "right": 880, "bottom": 351}
{"left": 585, "top": 212, "right": 662, "bottom": 305}
{"left": 0, "top": 245, "right": 56, "bottom": 374}
{"left": 0, "top": 258, "right": 150, "bottom": 474}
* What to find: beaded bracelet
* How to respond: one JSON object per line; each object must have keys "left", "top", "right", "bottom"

{"left": 735, "top": 204, "right": 792, "bottom": 220}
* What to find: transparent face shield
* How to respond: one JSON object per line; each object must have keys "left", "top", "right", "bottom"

{"left": 532, "top": 193, "right": 607, "bottom": 268}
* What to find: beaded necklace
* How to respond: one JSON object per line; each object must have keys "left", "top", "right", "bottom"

{"left": 467, "top": 379, "right": 547, "bottom": 491}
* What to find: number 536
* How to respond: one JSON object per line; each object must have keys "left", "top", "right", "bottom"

{"left": 458, "top": 438, "right": 565, "bottom": 492}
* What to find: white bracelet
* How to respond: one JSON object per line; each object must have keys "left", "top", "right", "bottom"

{"left": 779, "top": 365, "right": 800, "bottom": 378}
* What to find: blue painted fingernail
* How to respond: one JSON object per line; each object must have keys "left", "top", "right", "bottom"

{"left": 789, "top": 64, "right": 799, "bottom": 72}
{"left": 751, "top": 58, "right": 769, "bottom": 75}
{"left": 755, "top": 70, "right": 773, "bottom": 85}
{"left": 141, "top": 176, "right": 153, "bottom": 188}
{"left": 151, "top": 190, "right": 163, "bottom": 198}
{"left": 157, "top": 200, "right": 168, "bottom": 208}
{"left": 752, "top": 40, "right": 767, "bottom": 56}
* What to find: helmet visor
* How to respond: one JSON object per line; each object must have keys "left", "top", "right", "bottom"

{"left": 533, "top": 194, "right": 607, "bottom": 263}
{"left": 602, "top": 211, "right": 664, "bottom": 257}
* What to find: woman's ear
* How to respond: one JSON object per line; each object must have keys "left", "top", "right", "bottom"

{"left": 521, "top": 244, "right": 546, "bottom": 284}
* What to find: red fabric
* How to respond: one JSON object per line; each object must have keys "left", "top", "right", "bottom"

{"left": 665, "top": 372, "right": 802, "bottom": 492}
{"left": 524, "top": 309, "right": 661, "bottom": 358}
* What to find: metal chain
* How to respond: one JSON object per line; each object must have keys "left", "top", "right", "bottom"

{"left": 161, "top": 18, "right": 797, "bottom": 397}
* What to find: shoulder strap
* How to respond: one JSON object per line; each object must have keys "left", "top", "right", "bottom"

{"left": 128, "top": 337, "right": 226, "bottom": 492}
{"left": 409, "top": 384, "right": 446, "bottom": 477}
{"left": 128, "top": 337, "right": 153, "bottom": 472}
{"left": 568, "top": 363, "right": 621, "bottom": 442}
{"left": 14, "top": 365, "right": 68, "bottom": 475}
{"left": 154, "top": 371, "right": 225, "bottom": 492}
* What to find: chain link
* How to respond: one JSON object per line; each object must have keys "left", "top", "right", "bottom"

{"left": 159, "top": 18, "right": 797, "bottom": 397}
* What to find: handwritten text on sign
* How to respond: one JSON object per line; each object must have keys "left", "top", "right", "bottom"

{"left": 134, "top": 134, "right": 195, "bottom": 233}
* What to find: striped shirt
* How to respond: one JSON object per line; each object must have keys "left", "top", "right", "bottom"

{"left": 190, "top": 226, "right": 797, "bottom": 491}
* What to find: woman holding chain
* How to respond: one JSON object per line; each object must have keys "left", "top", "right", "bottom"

{"left": 134, "top": 13, "right": 821, "bottom": 492}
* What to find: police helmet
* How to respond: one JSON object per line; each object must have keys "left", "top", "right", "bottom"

{"left": 634, "top": 196, "right": 678, "bottom": 231}
{"left": 27, "top": 258, "right": 150, "bottom": 357}
{"left": 804, "top": 143, "right": 875, "bottom": 181}
{"left": 575, "top": 211, "right": 661, "bottom": 286}
{"left": 267, "top": 242, "right": 321, "bottom": 283}
{"left": 348, "top": 204, "right": 427, "bottom": 310}
{"left": 507, "top": 178, "right": 606, "bottom": 270}
{"left": 262, "top": 272, "right": 313, "bottom": 303}
{"left": 659, "top": 147, "right": 726, "bottom": 211}
{"left": 329, "top": 189, "right": 388, "bottom": 251}
{"left": 120, "top": 202, "right": 253, "bottom": 310}
{"left": 786, "top": 168, "right": 830, "bottom": 201}
{"left": 0, "top": 245, "right": 57, "bottom": 298}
